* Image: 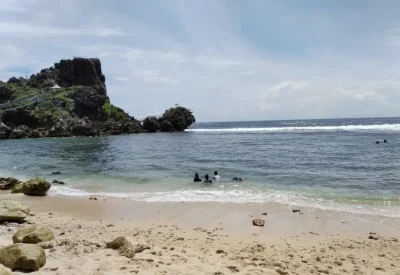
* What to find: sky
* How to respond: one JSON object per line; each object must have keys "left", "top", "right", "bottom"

{"left": 1, "top": 0, "right": 400, "bottom": 122}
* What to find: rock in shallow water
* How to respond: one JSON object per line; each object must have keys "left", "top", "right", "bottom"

{"left": 52, "top": 180, "right": 65, "bottom": 185}
{"left": 0, "top": 243, "right": 46, "bottom": 272}
{"left": 22, "top": 177, "right": 51, "bottom": 196}
{"left": 0, "top": 177, "right": 21, "bottom": 190}
{"left": 13, "top": 226, "right": 55, "bottom": 244}
{"left": 0, "top": 200, "right": 30, "bottom": 222}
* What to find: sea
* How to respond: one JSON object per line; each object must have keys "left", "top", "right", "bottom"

{"left": 1, "top": 117, "right": 400, "bottom": 217}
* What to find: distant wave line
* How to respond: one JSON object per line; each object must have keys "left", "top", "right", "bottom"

{"left": 186, "top": 124, "right": 400, "bottom": 133}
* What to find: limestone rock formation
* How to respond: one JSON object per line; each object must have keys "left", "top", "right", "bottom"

{"left": 0, "top": 244, "right": 46, "bottom": 272}
{"left": 0, "top": 122, "right": 11, "bottom": 139}
{"left": 71, "top": 117, "right": 97, "bottom": 136}
{"left": 159, "top": 106, "right": 195, "bottom": 131}
{"left": 143, "top": 116, "right": 160, "bottom": 132}
{"left": 13, "top": 226, "right": 55, "bottom": 244}
{"left": 9, "top": 125, "right": 30, "bottom": 139}
{"left": 0, "top": 57, "right": 196, "bottom": 138}
{"left": 159, "top": 120, "right": 174, "bottom": 132}
{"left": 22, "top": 178, "right": 51, "bottom": 196}
{"left": 0, "top": 200, "right": 30, "bottom": 222}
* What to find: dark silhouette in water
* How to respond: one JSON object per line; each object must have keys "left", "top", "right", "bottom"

{"left": 202, "top": 174, "right": 213, "bottom": 186}
{"left": 194, "top": 173, "right": 202, "bottom": 182}
{"left": 376, "top": 141, "right": 380, "bottom": 144}
{"left": 212, "top": 171, "right": 220, "bottom": 181}
{"left": 384, "top": 139, "right": 387, "bottom": 143}
{"left": 233, "top": 177, "right": 243, "bottom": 182}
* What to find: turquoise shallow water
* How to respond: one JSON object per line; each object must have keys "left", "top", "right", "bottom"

{"left": 1, "top": 117, "right": 400, "bottom": 217}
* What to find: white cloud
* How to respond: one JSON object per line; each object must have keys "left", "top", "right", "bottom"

{"left": 0, "top": 22, "right": 129, "bottom": 38}
{"left": 114, "top": 76, "right": 129, "bottom": 82}
{"left": 132, "top": 69, "right": 179, "bottom": 84}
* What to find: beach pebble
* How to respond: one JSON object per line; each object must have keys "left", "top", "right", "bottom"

{"left": 252, "top": 219, "right": 265, "bottom": 227}
{"left": 216, "top": 249, "right": 227, "bottom": 255}
{"left": 226, "top": 266, "right": 239, "bottom": 273}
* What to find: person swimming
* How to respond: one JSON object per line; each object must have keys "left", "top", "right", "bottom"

{"left": 194, "top": 173, "right": 202, "bottom": 182}
{"left": 212, "top": 171, "right": 220, "bottom": 181}
{"left": 202, "top": 174, "right": 213, "bottom": 186}
{"left": 232, "top": 177, "right": 243, "bottom": 182}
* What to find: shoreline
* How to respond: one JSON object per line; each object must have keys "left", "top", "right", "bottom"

{"left": 2, "top": 192, "right": 400, "bottom": 237}
{"left": 1, "top": 193, "right": 399, "bottom": 274}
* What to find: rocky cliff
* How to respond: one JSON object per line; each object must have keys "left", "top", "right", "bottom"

{"left": 0, "top": 58, "right": 195, "bottom": 139}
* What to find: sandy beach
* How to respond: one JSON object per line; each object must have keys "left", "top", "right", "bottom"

{"left": 0, "top": 193, "right": 399, "bottom": 275}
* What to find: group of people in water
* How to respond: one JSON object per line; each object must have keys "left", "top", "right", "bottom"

{"left": 193, "top": 171, "right": 243, "bottom": 186}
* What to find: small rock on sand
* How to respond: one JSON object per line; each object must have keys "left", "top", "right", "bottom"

{"left": 106, "top": 237, "right": 135, "bottom": 258}
{"left": 252, "top": 218, "right": 265, "bottom": 227}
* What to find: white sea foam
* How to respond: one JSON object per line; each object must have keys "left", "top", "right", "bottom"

{"left": 186, "top": 124, "right": 400, "bottom": 133}
{"left": 50, "top": 186, "right": 400, "bottom": 218}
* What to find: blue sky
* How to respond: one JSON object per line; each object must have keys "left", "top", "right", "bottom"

{"left": 1, "top": 0, "right": 400, "bottom": 121}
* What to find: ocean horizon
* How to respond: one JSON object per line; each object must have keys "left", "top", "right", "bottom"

{"left": 1, "top": 116, "right": 400, "bottom": 217}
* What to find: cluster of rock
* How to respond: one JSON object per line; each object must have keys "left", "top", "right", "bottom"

{"left": 0, "top": 57, "right": 195, "bottom": 139}
{"left": 0, "top": 177, "right": 51, "bottom": 196}
{"left": 0, "top": 201, "right": 53, "bottom": 272}
{"left": 0, "top": 200, "right": 150, "bottom": 272}
{"left": 142, "top": 106, "right": 195, "bottom": 133}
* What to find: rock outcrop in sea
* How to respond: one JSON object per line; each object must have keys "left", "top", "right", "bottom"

{"left": 0, "top": 58, "right": 195, "bottom": 139}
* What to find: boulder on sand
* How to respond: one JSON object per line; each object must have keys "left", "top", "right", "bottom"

{"left": 11, "top": 183, "right": 23, "bottom": 194}
{"left": 0, "top": 177, "right": 21, "bottom": 190}
{"left": 0, "top": 243, "right": 46, "bottom": 272}
{"left": 106, "top": 236, "right": 135, "bottom": 258}
{"left": 13, "top": 226, "right": 55, "bottom": 244}
{"left": 22, "top": 178, "right": 51, "bottom": 196}
{"left": 0, "top": 200, "right": 30, "bottom": 222}
{"left": 0, "top": 264, "right": 11, "bottom": 275}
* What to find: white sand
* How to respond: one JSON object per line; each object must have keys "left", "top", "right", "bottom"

{"left": 0, "top": 193, "right": 399, "bottom": 275}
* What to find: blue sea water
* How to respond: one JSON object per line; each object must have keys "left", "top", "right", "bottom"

{"left": 1, "top": 117, "right": 400, "bottom": 217}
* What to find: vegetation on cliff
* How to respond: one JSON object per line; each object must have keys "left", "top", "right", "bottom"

{"left": 0, "top": 58, "right": 195, "bottom": 139}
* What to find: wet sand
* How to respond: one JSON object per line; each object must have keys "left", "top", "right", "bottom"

{"left": 1, "top": 193, "right": 400, "bottom": 274}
